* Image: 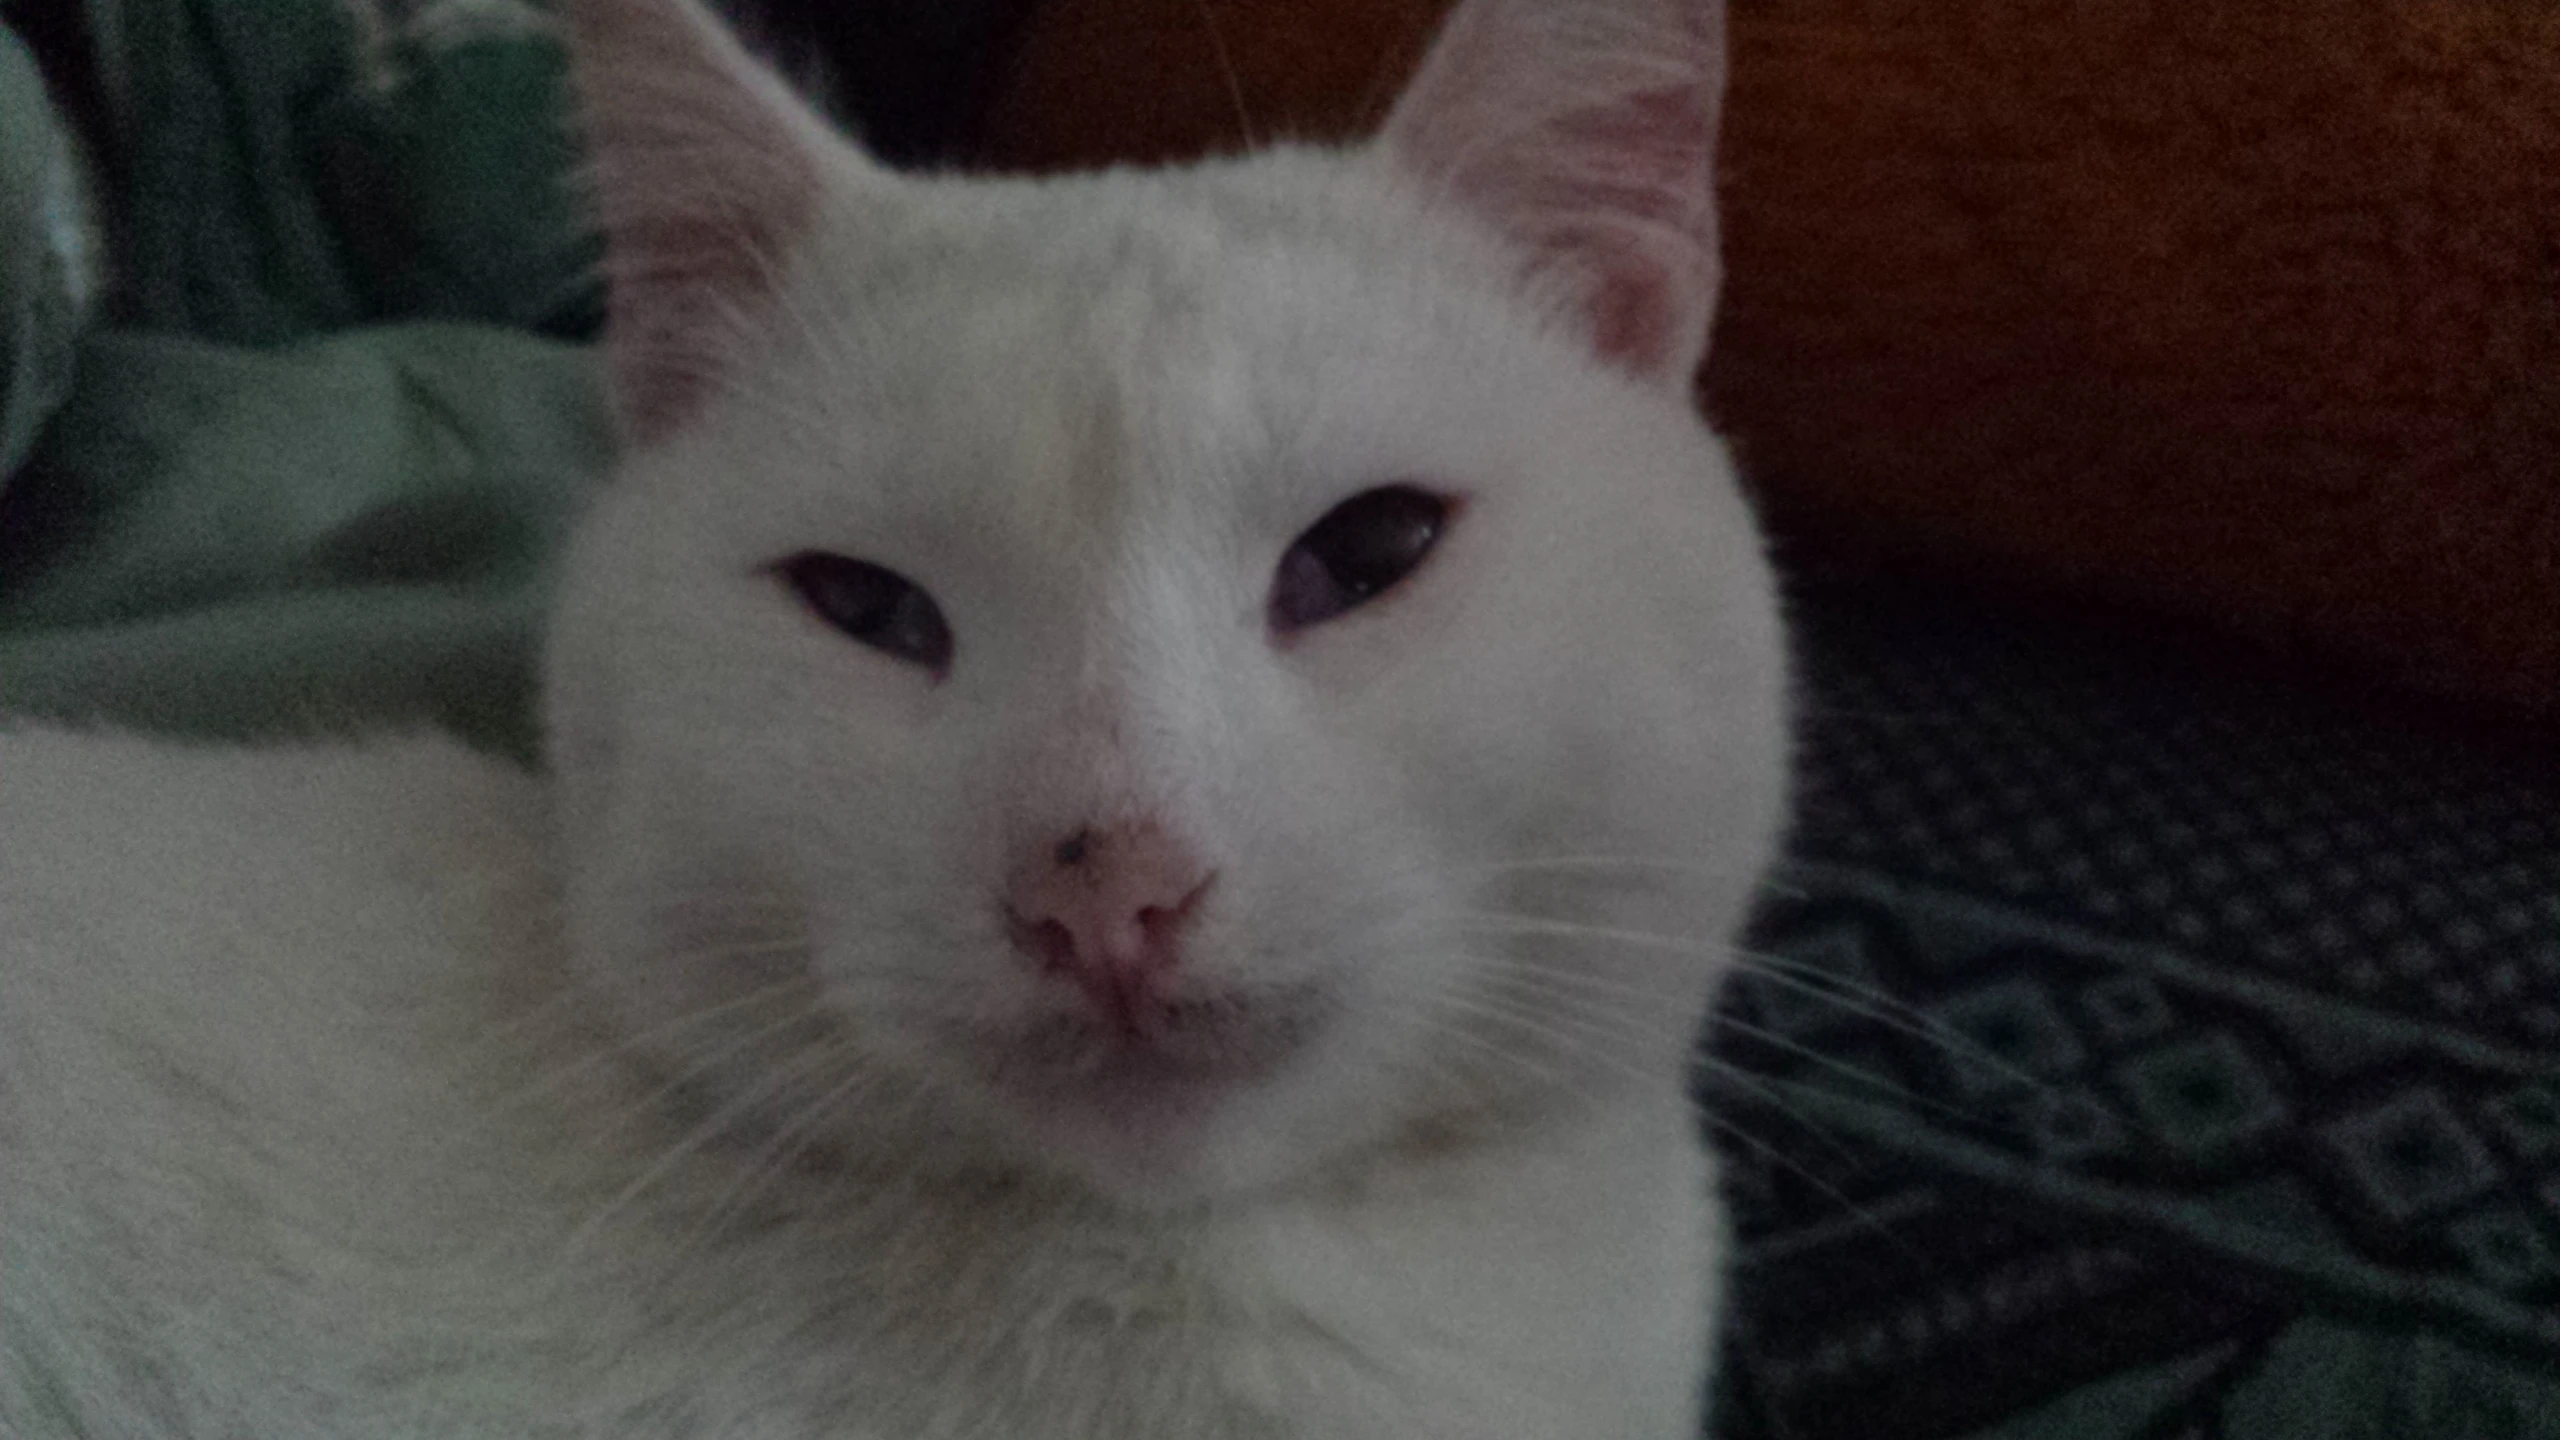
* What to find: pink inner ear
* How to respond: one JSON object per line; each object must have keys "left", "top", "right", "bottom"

{"left": 598, "top": 167, "right": 814, "bottom": 445}
{"left": 1384, "top": 0, "right": 1727, "bottom": 385}
{"left": 563, "top": 0, "right": 826, "bottom": 445}
{"left": 1585, "top": 246, "right": 1685, "bottom": 378}
{"left": 1513, "top": 79, "right": 1720, "bottom": 378}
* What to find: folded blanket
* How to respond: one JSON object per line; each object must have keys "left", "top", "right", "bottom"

{"left": 0, "top": 0, "right": 610, "bottom": 755}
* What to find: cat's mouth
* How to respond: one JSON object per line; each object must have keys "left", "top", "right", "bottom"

{"left": 971, "top": 982, "right": 1331, "bottom": 1109}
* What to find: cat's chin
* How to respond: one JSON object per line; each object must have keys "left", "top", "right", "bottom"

{"left": 964, "top": 996, "right": 1334, "bottom": 1205}
{"left": 1007, "top": 1068, "right": 1265, "bottom": 1208}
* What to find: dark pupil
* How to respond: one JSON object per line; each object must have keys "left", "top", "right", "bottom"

{"left": 781, "top": 552, "right": 953, "bottom": 672}
{"left": 1270, "top": 485, "right": 1449, "bottom": 632}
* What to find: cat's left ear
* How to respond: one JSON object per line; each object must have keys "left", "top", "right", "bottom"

{"left": 561, "top": 0, "right": 890, "bottom": 445}
{"left": 1379, "top": 0, "right": 1727, "bottom": 389}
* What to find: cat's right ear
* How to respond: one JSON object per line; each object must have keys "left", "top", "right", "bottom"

{"left": 560, "top": 0, "right": 879, "bottom": 446}
{"left": 1379, "top": 0, "right": 1728, "bottom": 390}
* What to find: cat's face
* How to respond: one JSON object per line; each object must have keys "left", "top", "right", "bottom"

{"left": 546, "top": 0, "right": 1784, "bottom": 1204}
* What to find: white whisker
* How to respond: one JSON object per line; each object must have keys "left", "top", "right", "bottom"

{"left": 1192, "top": 0, "right": 1259, "bottom": 150}
{"left": 658, "top": 1045, "right": 884, "bottom": 1279}
{"left": 1458, "top": 910, "right": 2048, "bottom": 1092}
{"left": 1451, "top": 971, "right": 1876, "bottom": 1171}
{"left": 486, "top": 975, "right": 819, "bottom": 1119}
{"left": 557, "top": 1039, "right": 851, "bottom": 1266}
{"left": 1385, "top": 986, "right": 1916, "bottom": 1255}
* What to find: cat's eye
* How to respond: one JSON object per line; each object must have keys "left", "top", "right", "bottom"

{"left": 1269, "top": 485, "right": 1453, "bottom": 633}
{"left": 778, "top": 552, "right": 954, "bottom": 673}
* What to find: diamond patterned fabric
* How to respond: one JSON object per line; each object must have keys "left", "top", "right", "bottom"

{"left": 1708, "top": 579, "right": 2560, "bottom": 1440}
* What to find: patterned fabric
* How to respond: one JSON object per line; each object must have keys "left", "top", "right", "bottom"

{"left": 1706, "top": 580, "right": 2560, "bottom": 1440}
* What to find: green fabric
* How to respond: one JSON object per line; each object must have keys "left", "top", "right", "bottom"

{"left": 0, "top": 19, "right": 90, "bottom": 480}
{"left": 0, "top": 0, "right": 609, "bottom": 756}
{"left": 80, "top": 0, "right": 602, "bottom": 342}
{"left": 0, "top": 325, "right": 602, "bottom": 756}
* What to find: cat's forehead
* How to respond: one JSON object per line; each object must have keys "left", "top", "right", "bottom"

{"left": 902, "top": 154, "right": 1434, "bottom": 313}
{"left": 731, "top": 154, "right": 1510, "bottom": 535}
{"left": 854, "top": 156, "right": 1489, "bottom": 378}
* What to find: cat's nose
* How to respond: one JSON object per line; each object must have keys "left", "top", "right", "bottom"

{"left": 1003, "top": 822, "right": 1215, "bottom": 1011}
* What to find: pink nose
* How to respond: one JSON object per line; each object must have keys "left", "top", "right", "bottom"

{"left": 1004, "top": 822, "right": 1214, "bottom": 1017}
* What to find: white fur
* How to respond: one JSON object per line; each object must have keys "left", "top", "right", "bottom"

{"left": 0, "top": 0, "right": 1788, "bottom": 1434}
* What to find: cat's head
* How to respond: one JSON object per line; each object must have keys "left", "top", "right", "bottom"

{"left": 545, "top": 0, "right": 1786, "bottom": 1206}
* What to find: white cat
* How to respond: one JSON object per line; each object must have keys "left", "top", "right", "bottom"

{"left": 0, "top": 0, "right": 1789, "bottom": 1435}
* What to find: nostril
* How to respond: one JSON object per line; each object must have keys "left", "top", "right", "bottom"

{"left": 1136, "top": 874, "right": 1217, "bottom": 951}
{"left": 1006, "top": 911, "right": 1078, "bottom": 974}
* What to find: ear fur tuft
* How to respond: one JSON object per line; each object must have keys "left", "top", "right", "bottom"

{"left": 559, "top": 0, "right": 865, "bottom": 444}
{"left": 1383, "top": 0, "right": 1728, "bottom": 387}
